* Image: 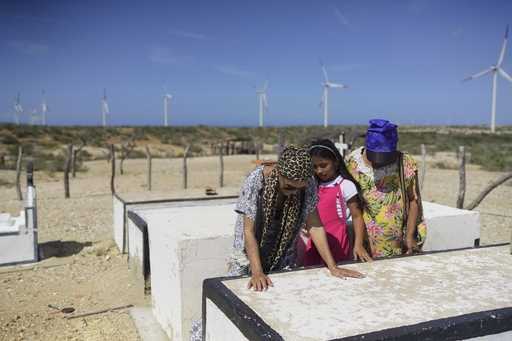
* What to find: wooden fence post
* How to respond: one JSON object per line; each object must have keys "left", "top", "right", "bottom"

{"left": 119, "top": 138, "right": 135, "bottom": 175}
{"left": 15, "top": 146, "right": 23, "bottom": 201}
{"left": 219, "top": 142, "right": 224, "bottom": 188}
{"left": 277, "top": 132, "right": 285, "bottom": 156}
{"left": 183, "top": 145, "right": 190, "bottom": 189}
{"left": 71, "top": 139, "right": 86, "bottom": 178}
{"left": 64, "top": 144, "right": 72, "bottom": 199}
{"left": 145, "top": 146, "right": 152, "bottom": 191}
{"left": 110, "top": 144, "right": 116, "bottom": 195}
{"left": 420, "top": 144, "right": 426, "bottom": 190}
{"left": 456, "top": 146, "right": 466, "bottom": 209}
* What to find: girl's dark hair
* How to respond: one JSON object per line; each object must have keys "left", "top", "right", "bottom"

{"left": 309, "top": 139, "right": 365, "bottom": 209}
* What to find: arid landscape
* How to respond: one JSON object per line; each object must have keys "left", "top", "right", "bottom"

{"left": 0, "top": 126, "right": 511, "bottom": 341}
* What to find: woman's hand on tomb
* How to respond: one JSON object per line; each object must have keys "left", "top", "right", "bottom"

{"left": 248, "top": 272, "right": 274, "bottom": 291}
{"left": 405, "top": 236, "right": 419, "bottom": 255}
{"left": 353, "top": 244, "right": 373, "bottom": 262}
{"left": 328, "top": 266, "right": 365, "bottom": 279}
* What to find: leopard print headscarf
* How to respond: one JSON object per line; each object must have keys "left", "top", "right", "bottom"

{"left": 259, "top": 146, "right": 313, "bottom": 272}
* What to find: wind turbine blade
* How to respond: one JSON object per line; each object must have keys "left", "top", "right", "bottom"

{"left": 263, "top": 80, "right": 268, "bottom": 92}
{"left": 499, "top": 68, "right": 512, "bottom": 82}
{"left": 462, "top": 67, "right": 493, "bottom": 81}
{"left": 329, "top": 83, "right": 348, "bottom": 89}
{"left": 497, "top": 25, "right": 509, "bottom": 67}
{"left": 321, "top": 64, "right": 329, "bottom": 83}
{"left": 102, "top": 100, "right": 110, "bottom": 114}
{"left": 262, "top": 94, "right": 268, "bottom": 108}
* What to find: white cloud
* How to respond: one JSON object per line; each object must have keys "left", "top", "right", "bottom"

{"left": 215, "top": 65, "right": 255, "bottom": 79}
{"left": 7, "top": 40, "right": 49, "bottom": 55}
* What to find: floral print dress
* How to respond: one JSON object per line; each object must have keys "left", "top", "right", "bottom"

{"left": 346, "top": 147, "right": 427, "bottom": 258}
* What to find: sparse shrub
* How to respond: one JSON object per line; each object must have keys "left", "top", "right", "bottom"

{"left": 0, "top": 179, "right": 13, "bottom": 187}
{"left": 0, "top": 134, "right": 19, "bottom": 145}
{"left": 433, "top": 161, "right": 458, "bottom": 170}
{"left": 128, "top": 149, "right": 146, "bottom": 159}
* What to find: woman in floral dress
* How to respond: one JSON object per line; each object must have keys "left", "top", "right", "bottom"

{"left": 346, "top": 119, "right": 427, "bottom": 258}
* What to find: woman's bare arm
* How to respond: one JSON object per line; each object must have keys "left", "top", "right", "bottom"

{"left": 243, "top": 215, "right": 273, "bottom": 290}
{"left": 348, "top": 198, "right": 372, "bottom": 262}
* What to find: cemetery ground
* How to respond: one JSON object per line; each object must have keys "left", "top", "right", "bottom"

{"left": 0, "top": 153, "right": 511, "bottom": 341}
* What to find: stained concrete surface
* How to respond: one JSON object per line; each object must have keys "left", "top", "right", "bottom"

{"left": 222, "top": 246, "right": 512, "bottom": 340}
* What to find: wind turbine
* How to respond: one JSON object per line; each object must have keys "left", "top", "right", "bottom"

{"left": 163, "top": 93, "right": 173, "bottom": 127}
{"left": 30, "top": 108, "right": 38, "bottom": 125}
{"left": 256, "top": 81, "right": 268, "bottom": 127}
{"left": 101, "top": 88, "right": 110, "bottom": 127}
{"left": 41, "top": 90, "right": 48, "bottom": 125}
{"left": 463, "top": 25, "right": 511, "bottom": 133}
{"left": 320, "top": 63, "right": 348, "bottom": 128}
{"left": 14, "top": 93, "right": 23, "bottom": 125}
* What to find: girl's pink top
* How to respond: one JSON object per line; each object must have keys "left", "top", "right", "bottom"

{"left": 303, "top": 177, "right": 352, "bottom": 266}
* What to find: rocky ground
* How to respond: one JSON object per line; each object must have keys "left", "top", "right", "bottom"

{"left": 0, "top": 153, "right": 510, "bottom": 340}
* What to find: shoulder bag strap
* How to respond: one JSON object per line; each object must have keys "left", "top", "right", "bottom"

{"left": 398, "top": 152, "right": 409, "bottom": 228}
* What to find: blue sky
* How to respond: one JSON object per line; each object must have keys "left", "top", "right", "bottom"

{"left": 1, "top": 0, "right": 512, "bottom": 127}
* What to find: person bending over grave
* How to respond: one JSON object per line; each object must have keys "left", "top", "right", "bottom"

{"left": 346, "top": 119, "right": 427, "bottom": 258}
{"left": 227, "top": 145, "right": 363, "bottom": 291}
{"left": 297, "top": 139, "right": 372, "bottom": 267}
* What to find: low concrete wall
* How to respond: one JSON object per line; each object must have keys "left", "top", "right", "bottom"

{"left": 204, "top": 246, "right": 512, "bottom": 340}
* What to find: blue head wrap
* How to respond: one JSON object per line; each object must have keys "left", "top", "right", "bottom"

{"left": 365, "top": 119, "right": 398, "bottom": 153}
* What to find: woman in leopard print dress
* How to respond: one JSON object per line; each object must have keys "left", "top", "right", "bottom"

{"left": 228, "top": 145, "right": 363, "bottom": 291}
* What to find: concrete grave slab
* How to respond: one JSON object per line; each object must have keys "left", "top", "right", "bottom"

{"left": 204, "top": 245, "right": 512, "bottom": 341}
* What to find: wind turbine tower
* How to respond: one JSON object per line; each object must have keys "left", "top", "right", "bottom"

{"left": 14, "top": 93, "right": 23, "bottom": 125}
{"left": 41, "top": 90, "right": 48, "bottom": 125}
{"left": 163, "top": 93, "right": 172, "bottom": 127}
{"left": 101, "top": 88, "right": 110, "bottom": 127}
{"left": 320, "top": 63, "right": 348, "bottom": 128}
{"left": 463, "top": 25, "right": 511, "bottom": 133}
{"left": 256, "top": 81, "right": 268, "bottom": 127}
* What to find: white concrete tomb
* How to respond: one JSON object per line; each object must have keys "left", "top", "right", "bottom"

{"left": 126, "top": 197, "right": 237, "bottom": 341}
{"left": 204, "top": 246, "right": 512, "bottom": 340}
{"left": 0, "top": 179, "right": 38, "bottom": 266}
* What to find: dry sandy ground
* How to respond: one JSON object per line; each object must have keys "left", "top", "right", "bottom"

{"left": 0, "top": 153, "right": 511, "bottom": 341}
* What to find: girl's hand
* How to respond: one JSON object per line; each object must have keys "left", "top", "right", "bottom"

{"left": 248, "top": 272, "right": 273, "bottom": 291}
{"left": 328, "top": 266, "right": 365, "bottom": 279}
{"left": 353, "top": 244, "right": 373, "bottom": 262}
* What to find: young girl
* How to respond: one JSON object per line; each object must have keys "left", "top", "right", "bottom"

{"left": 300, "top": 139, "right": 372, "bottom": 266}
